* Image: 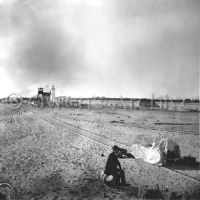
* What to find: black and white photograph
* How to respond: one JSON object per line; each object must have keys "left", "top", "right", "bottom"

{"left": 0, "top": 0, "right": 199, "bottom": 199}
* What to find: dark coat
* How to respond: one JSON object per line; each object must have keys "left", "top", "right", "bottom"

{"left": 104, "top": 152, "right": 121, "bottom": 176}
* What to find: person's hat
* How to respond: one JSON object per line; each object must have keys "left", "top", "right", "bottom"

{"left": 112, "top": 145, "right": 119, "bottom": 151}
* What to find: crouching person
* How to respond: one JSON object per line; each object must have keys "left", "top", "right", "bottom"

{"left": 103, "top": 145, "right": 128, "bottom": 189}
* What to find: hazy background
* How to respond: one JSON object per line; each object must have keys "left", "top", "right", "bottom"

{"left": 0, "top": 0, "right": 199, "bottom": 98}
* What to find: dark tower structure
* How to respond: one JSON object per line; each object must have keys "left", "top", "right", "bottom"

{"left": 38, "top": 88, "right": 44, "bottom": 95}
{"left": 37, "top": 88, "right": 50, "bottom": 106}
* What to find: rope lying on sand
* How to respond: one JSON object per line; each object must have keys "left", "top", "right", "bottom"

{"left": 0, "top": 183, "right": 16, "bottom": 199}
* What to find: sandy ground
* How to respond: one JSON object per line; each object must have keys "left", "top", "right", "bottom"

{"left": 0, "top": 104, "right": 199, "bottom": 199}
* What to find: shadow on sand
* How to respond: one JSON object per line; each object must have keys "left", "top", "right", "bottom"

{"left": 104, "top": 183, "right": 200, "bottom": 200}
{"left": 166, "top": 156, "right": 200, "bottom": 171}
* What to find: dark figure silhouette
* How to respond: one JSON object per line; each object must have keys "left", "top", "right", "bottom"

{"left": 104, "top": 145, "right": 128, "bottom": 188}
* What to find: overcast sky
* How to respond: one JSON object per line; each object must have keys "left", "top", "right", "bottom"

{"left": 0, "top": 0, "right": 199, "bottom": 98}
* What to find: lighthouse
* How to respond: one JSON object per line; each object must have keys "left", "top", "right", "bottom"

{"left": 51, "top": 85, "right": 56, "bottom": 102}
